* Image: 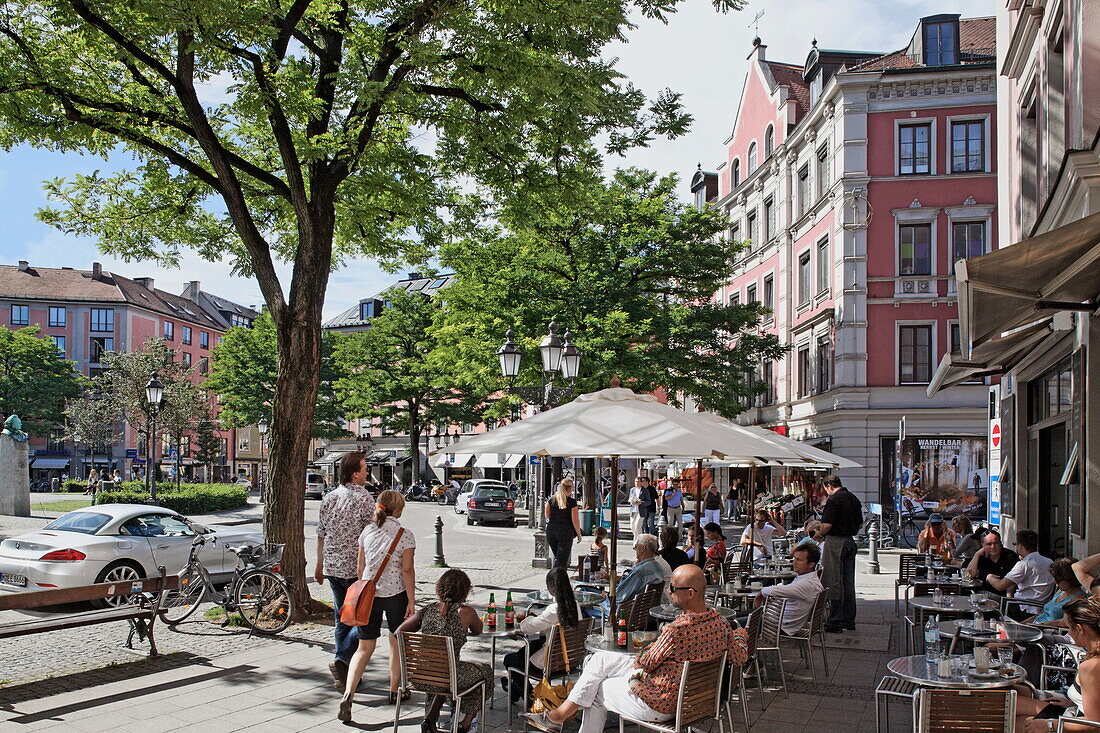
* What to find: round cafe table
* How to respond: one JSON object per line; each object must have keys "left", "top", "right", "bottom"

{"left": 938, "top": 619, "right": 1043, "bottom": 645}
{"left": 886, "top": 654, "right": 1026, "bottom": 689}
{"left": 471, "top": 627, "right": 529, "bottom": 709}
{"left": 649, "top": 604, "right": 738, "bottom": 623}
{"left": 585, "top": 633, "right": 648, "bottom": 657}
{"left": 526, "top": 589, "right": 604, "bottom": 608}
{"left": 909, "top": 594, "right": 999, "bottom": 626}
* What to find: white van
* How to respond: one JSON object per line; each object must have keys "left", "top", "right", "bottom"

{"left": 305, "top": 472, "right": 328, "bottom": 499}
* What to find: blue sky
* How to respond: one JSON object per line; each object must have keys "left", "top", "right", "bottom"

{"left": 0, "top": 0, "right": 994, "bottom": 320}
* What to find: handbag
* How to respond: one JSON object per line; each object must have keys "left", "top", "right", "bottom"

{"left": 529, "top": 625, "right": 578, "bottom": 719}
{"left": 339, "top": 527, "right": 405, "bottom": 627}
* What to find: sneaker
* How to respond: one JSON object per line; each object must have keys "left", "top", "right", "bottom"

{"left": 329, "top": 658, "right": 348, "bottom": 691}
{"left": 524, "top": 712, "right": 563, "bottom": 732}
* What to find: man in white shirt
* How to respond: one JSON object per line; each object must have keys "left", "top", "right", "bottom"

{"left": 629, "top": 477, "right": 644, "bottom": 539}
{"left": 985, "top": 528, "right": 1054, "bottom": 620}
{"left": 754, "top": 543, "right": 825, "bottom": 634}
{"left": 740, "top": 510, "right": 786, "bottom": 560}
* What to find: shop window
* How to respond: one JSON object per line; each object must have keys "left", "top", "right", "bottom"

{"left": 1029, "top": 357, "right": 1073, "bottom": 423}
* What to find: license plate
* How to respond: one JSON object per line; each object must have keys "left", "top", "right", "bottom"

{"left": 0, "top": 573, "right": 27, "bottom": 587}
{"left": 482, "top": 502, "right": 501, "bottom": 509}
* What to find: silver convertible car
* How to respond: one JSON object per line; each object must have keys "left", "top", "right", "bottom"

{"left": 0, "top": 504, "right": 263, "bottom": 604}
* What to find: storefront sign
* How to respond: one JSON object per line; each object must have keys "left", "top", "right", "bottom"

{"left": 989, "top": 387, "right": 1002, "bottom": 527}
{"left": 881, "top": 435, "right": 989, "bottom": 521}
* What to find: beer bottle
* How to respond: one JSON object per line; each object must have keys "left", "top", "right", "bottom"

{"left": 505, "top": 592, "right": 515, "bottom": 629}
{"left": 487, "top": 593, "right": 497, "bottom": 630}
{"left": 616, "top": 608, "right": 628, "bottom": 649}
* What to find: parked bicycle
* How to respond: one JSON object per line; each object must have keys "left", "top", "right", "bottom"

{"left": 159, "top": 535, "right": 295, "bottom": 634}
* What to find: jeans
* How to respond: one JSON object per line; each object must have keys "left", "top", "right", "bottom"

{"left": 726, "top": 498, "right": 736, "bottom": 519}
{"left": 547, "top": 530, "right": 575, "bottom": 569}
{"left": 642, "top": 509, "right": 657, "bottom": 535}
{"left": 327, "top": 575, "right": 360, "bottom": 662}
{"left": 503, "top": 637, "right": 545, "bottom": 702}
{"left": 822, "top": 536, "right": 858, "bottom": 628}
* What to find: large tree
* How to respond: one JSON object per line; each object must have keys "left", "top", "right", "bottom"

{"left": 0, "top": 327, "right": 83, "bottom": 435}
{"left": 0, "top": 0, "right": 741, "bottom": 612}
{"left": 332, "top": 287, "right": 485, "bottom": 483}
{"left": 439, "top": 167, "right": 786, "bottom": 418}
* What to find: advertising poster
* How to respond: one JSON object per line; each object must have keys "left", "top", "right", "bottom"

{"left": 882, "top": 435, "right": 988, "bottom": 521}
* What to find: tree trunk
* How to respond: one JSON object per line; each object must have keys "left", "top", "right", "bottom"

{"left": 580, "top": 458, "right": 596, "bottom": 510}
{"left": 408, "top": 407, "right": 421, "bottom": 485}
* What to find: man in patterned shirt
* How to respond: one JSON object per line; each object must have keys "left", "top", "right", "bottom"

{"left": 314, "top": 451, "right": 376, "bottom": 690}
{"left": 527, "top": 564, "right": 747, "bottom": 733}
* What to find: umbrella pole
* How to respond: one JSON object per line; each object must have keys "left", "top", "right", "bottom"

{"left": 695, "top": 458, "right": 704, "bottom": 565}
{"left": 608, "top": 455, "right": 619, "bottom": 622}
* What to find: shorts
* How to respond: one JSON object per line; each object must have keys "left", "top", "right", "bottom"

{"left": 360, "top": 591, "right": 408, "bottom": 640}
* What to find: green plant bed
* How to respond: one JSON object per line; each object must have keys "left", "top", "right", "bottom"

{"left": 94, "top": 483, "right": 248, "bottom": 514}
{"left": 32, "top": 499, "right": 92, "bottom": 512}
{"left": 203, "top": 607, "right": 246, "bottom": 627}
{"left": 61, "top": 480, "right": 90, "bottom": 493}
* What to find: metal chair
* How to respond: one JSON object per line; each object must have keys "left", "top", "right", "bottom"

{"left": 1058, "top": 717, "right": 1100, "bottom": 731}
{"left": 721, "top": 656, "right": 753, "bottom": 732}
{"left": 781, "top": 588, "right": 830, "bottom": 683}
{"left": 740, "top": 606, "right": 767, "bottom": 712}
{"left": 618, "top": 652, "right": 728, "bottom": 733}
{"left": 394, "top": 632, "right": 487, "bottom": 733}
{"left": 1001, "top": 588, "right": 1055, "bottom": 621}
{"left": 895, "top": 553, "right": 921, "bottom": 614}
{"left": 752, "top": 595, "right": 788, "bottom": 699}
{"left": 504, "top": 619, "right": 592, "bottom": 724}
{"left": 626, "top": 583, "right": 664, "bottom": 632}
{"left": 915, "top": 688, "right": 1016, "bottom": 732}
{"left": 874, "top": 675, "right": 918, "bottom": 732}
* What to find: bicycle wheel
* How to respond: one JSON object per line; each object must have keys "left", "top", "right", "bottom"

{"left": 234, "top": 569, "right": 295, "bottom": 634}
{"left": 899, "top": 519, "right": 919, "bottom": 549}
{"left": 160, "top": 565, "right": 208, "bottom": 624}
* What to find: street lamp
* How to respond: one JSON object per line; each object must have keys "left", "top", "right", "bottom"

{"left": 257, "top": 418, "right": 269, "bottom": 503}
{"left": 355, "top": 432, "right": 374, "bottom": 453}
{"left": 145, "top": 372, "right": 164, "bottom": 504}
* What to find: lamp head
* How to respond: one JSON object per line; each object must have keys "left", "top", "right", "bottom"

{"left": 560, "top": 330, "right": 581, "bottom": 380}
{"left": 497, "top": 328, "right": 522, "bottom": 380}
{"left": 145, "top": 372, "right": 164, "bottom": 408}
{"left": 539, "top": 321, "right": 564, "bottom": 373}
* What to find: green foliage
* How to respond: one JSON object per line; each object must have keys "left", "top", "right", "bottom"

{"left": 440, "top": 168, "right": 786, "bottom": 418}
{"left": 61, "top": 480, "right": 87, "bottom": 493}
{"left": 192, "top": 422, "right": 224, "bottom": 481}
{"left": 206, "top": 311, "right": 346, "bottom": 439}
{"left": 96, "top": 482, "right": 249, "bottom": 514}
{"left": 0, "top": 326, "right": 83, "bottom": 435}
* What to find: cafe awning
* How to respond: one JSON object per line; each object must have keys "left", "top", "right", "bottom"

{"left": 430, "top": 452, "right": 474, "bottom": 468}
{"left": 31, "top": 458, "right": 70, "bottom": 469}
{"left": 927, "top": 318, "right": 1055, "bottom": 396}
{"left": 957, "top": 210, "right": 1100, "bottom": 359}
{"left": 473, "top": 453, "right": 524, "bottom": 469}
{"left": 316, "top": 450, "right": 348, "bottom": 465}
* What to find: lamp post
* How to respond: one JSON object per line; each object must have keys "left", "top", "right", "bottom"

{"left": 496, "top": 322, "right": 582, "bottom": 568}
{"left": 257, "top": 418, "right": 269, "bottom": 503}
{"left": 356, "top": 432, "right": 374, "bottom": 485}
{"left": 145, "top": 372, "right": 164, "bottom": 504}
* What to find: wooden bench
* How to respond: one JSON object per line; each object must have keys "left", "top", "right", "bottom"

{"left": 0, "top": 568, "right": 178, "bottom": 657}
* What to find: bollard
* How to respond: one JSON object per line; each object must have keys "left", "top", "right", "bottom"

{"left": 433, "top": 515, "right": 448, "bottom": 567}
{"left": 656, "top": 510, "right": 668, "bottom": 534}
{"left": 868, "top": 515, "right": 880, "bottom": 574}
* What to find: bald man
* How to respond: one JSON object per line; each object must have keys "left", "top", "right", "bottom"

{"left": 527, "top": 565, "right": 747, "bottom": 733}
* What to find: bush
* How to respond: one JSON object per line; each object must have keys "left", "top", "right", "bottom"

{"left": 61, "top": 480, "right": 88, "bottom": 493}
{"left": 95, "top": 482, "right": 249, "bottom": 514}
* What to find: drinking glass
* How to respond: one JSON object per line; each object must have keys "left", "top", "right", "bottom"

{"left": 997, "top": 645, "right": 1013, "bottom": 668}
{"left": 631, "top": 630, "right": 646, "bottom": 651}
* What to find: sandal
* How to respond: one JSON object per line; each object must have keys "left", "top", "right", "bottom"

{"left": 388, "top": 690, "right": 411, "bottom": 704}
{"left": 337, "top": 696, "right": 353, "bottom": 723}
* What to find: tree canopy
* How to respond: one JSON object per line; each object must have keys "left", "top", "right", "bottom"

{"left": 0, "top": 326, "right": 83, "bottom": 435}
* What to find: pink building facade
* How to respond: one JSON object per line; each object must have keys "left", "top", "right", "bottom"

{"left": 697, "top": 15, "right": 999, "bottom": 503}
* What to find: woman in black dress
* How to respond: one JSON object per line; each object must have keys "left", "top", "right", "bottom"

{"left": 544, "top": 477, "right": 582, "bottom": 569}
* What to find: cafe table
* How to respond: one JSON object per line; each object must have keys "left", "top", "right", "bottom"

{"left": 937, "top": 619, "right": 1044, "bottom": 646}
{"left": 584, "top": 632, "right": 653, "bottom": 657}
{"left": 526, "top": 589, "right": 604, "bottom": 608}
{"left": 886, "top": 654, "right": 1026, "bottom": 689}
{"left": 649, "top": 604, "right": 739, "bottom": 623}
{"left": 471, "top": 626, "right": 529, "bottom": 710}
{"left": 908, "top": 594, "right": 999, "bottom": 628}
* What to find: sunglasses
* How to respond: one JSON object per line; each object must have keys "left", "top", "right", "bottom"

{"left": 668, "top": 584, "right": 696, "bottom": 594}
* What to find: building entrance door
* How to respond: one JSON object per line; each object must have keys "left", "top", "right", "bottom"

{"left": 1035, "top": 422, "right": 1069, "bottom": 557}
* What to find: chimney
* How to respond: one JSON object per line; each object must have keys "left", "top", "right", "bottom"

{"left": 17, "top": 261, "right": 28, "bottom": 271}
{"left": 92, "top": 262, "right": 102, "bottom": 278}
{"left": 186, "top": 280, "right": 201, "bottom": 301}
{"left": 135, "top": 277, "right": 155, "bottom": 291}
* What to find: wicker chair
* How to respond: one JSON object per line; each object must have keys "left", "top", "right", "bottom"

{"left": 618, "top": 653, "right": 729, "bottom": 733}
{"left": 394, "top": 632, "right": 487, "bottom": 733}
{"left": 915, "top": 688, "right": 1016, "bottom": 732}
{"left": 780, "top": 588, "right": 830, "bottom": 683}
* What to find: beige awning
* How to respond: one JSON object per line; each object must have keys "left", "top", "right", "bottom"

{"left": 927, "top": 318, "right": 1054, "bottom": 396}
{"left": 957, "top": 211, "right": 1100, "bottom": 359}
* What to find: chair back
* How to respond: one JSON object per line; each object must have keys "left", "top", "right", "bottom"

{"left": 543, "top": 618, "right": 593, "bottom": 678}
{"left": 916, "top": 688, "right": 1016, "bottom": 732}
{"left": 673, "top": 652, "right": 727, "bottom": 730}
{"left": 758, "top": 595, "right": 787, "bottom": 649}
{"left": 911, "top": 581, "right": 965, "bottom": 597}
{"left": 744, "top": 606, "right": 763, "bottom": 658}
{"left": 898, "top": 553, "right": 921, "bottom": 582}
{"left": 805, "top": 589, "right": 829, "bottom": 635}
{"left": 626, "top": 583, "right": 664, "bottom": 631}
{"left": 737, "top": 546, "right": 754, "bottom": 574}
{"left": 721, "top": 546, "right": 744, "bottom": 580}
{"left": 398, "top": 632, "right": 458, "bottom": 697}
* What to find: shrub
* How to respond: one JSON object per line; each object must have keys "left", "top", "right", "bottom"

{"left": 95, "top": 483, "right": 248, "bottom": 514}
{"left": 61, "top": 480, "right": 88, "bottom": 493}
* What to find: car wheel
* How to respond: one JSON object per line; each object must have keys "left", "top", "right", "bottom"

{"left": 454, "top": 503, "right": 462, "bottom": 514}
{"left": 466, "top": 514, "right": 474, "bottom": 526}
{"left": 510, "top": 519, "right": 518, "bottom": 528}
{"left": 93, "top": 560, "right": 145, "bottom": 609}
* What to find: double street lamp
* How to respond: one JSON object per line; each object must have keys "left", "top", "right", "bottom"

{"left": 258, "top": 418, "right": 269, "bottom": 502}
{"left": 145, "top": 372, "right": 164, "bottom": 504}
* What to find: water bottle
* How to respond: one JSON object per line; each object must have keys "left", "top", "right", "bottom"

{"left": 925, "top": 615, "right": 941, "bottom": 662}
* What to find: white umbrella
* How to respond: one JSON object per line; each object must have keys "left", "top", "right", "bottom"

{"left": 740, "top": 425, "right": 862, "bottom": 469}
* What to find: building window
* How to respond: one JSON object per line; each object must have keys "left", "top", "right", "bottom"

{"left": 729, "top": 223, "right": 741, "bottom": 246}
{"left": 217, "top": 335, "right": 224, "bottom": 346}
{"left": 748, "top": 143, "right": 758, "bottom": 173}
{"left": 90, "top": 308, "right": 114, "bottom": 332}
{"left": 951, "top": 120, "right": 984, "bottom": 173}
{"left": 746, "top": 211, "right": 758, "bottom": 248}
{"left": 230, "top": 315, "right": 250, "bottom": 327}
{"left": 899, "top": 124, "right": 932, "bottom": 175}
{"left": 90, "top": 336, "right": 114, "bottom": 363}
{"left": 816, "top": 238, "right": 830, "bottom": 294}
{"left": 200, "top": 331, "right": 209, "bottom": 349}
{"left": 816, "top": 144, "right": 829, "bottom": 198}
{"left": 899, "top": 223, "right": 933, "bottom": 275}
{"left": 694, "top": 186, "right": 707, "bottom": 210}
{"left": 798, "top": 251, "right": 812, "bottom": 305}
{"left": 797, "top": 345, "right": 812, "bottom": 397}
{"left": 732, "top": 159, "right": 741, "bottom": 188}
{"left": 1029, "top": 357, "right": 1072, "bottom": 423}
{"left": 761, "top": 360, "right": 775, "bottom": 406}
{"left": 798, "top": 165, "right": 810, "bottom": 216}
{"left": 238, "top": 436, "right": 250, "bottom": 453}
{"left": 746, "top": 284, "right": 758, "bottom": 304}
{"left": 199, "top": 357, "right": 209, "bottom": 374}
{"left": 182, "top": 351, "right": 192, "bottom": 366}
{"left": 763, "top": 197, "right": 775, "bottom": 241}
{"left": 48, "top": 306, "right": 66, "bottom": 328}
{"left": 730, "top": 292, "right": 740, "bottom": 307}
{"left": 817, "top": 335, "right": 832, "bottom": 392}
{"left": 10, "top": 305, "right": 28, "bottom": 325}
{"left": 764, "top": 126, "right": 774, "bottom": 158}
{"left": 923, "top": 19, "right": 958, "bottom": 66}
{"left": 51, "top": 335, "right": 66, "bottom": 356}
{"left": 163, "top": 321, "right": 174, "bottom": 340}
{"left": 952, "top": 221, "right": 986, "bottom": 264}
{"left": 182, "top": 326, "right": 192, "bottom": 345}
{"left": 899, "top": 325, "right": 933, "bottom": 383}
{"left": 762, "top": 275, "right": 774, "bottom": 312}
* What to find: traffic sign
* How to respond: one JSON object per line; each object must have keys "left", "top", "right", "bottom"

{"left": 991, "top": 421, "right": 1001, "bottom": 448}
{"left": 167, "top": 449, "right": 179, "bottom": 459}
{"left": 529, "top": 456, "right": 541, "bottom": 466}
{"left": 125, "top": 449, "right": 138, "bottom": 458}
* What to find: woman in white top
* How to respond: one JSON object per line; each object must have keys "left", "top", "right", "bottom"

{"left": 628, "top": 477, "right": 644, "bottom": 540}
{"left": 501, "top": 567, "right": 581, "bottom": 704}
{"left": 339, "top": 490, "right": 417, "bottom": 723}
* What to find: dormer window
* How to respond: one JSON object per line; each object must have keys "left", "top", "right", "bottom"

{"left": 922, "top": 17, "right": 958, "bottom": 65}
{"left": 748, "top": 143, "right": 758, "bottom": 174}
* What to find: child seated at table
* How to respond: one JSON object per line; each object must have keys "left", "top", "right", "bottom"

{"left": 502, "top": 567, "right": 581, "bottom": 704}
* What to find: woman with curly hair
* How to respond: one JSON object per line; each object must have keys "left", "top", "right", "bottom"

{"left": 396, "top": 569, "right": 493, "bottom": 733}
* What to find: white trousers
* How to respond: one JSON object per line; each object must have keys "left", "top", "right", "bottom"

{"left": 703, "top": 509, "right": 722, "bottom": 526}
{"left": 630, "top": 512, "right": 644, "bottom": 539}
{"left": 567, "top": 651, "right": 672, "bottom": 733}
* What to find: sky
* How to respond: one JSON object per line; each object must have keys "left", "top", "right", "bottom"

{"left": 0, "top": 0, "right": 994, "bottom": 321}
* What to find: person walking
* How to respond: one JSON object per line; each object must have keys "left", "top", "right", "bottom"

{"left": 817, "top": 475, "right": 862, "bottom": 633}
{"left": 640, "top": 476, "right": 658, "bottom": 536}
{"left": 314, "top": 451, "right": 376, "bottom": 691}
{"left": 339, "top": 490, "right": 417, "bottom": 722}
{"left": 545, "top": 477, "right": 582, "bottom": 570}
{"left": 629, "top": 477, "right": 645, "bottom": 539}
{"left": 702, "top": 484, "right": 722, "bottom": 527}
{"left": 662, "top": 480, "right": 684, "bottom": 533}
{"left": 725, "top": 482, "right": 739, "bottom": 521}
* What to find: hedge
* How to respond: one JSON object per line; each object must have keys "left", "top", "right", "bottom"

{"left": 95, "top": 482, "right": 249, "bottom": 514}
{"left": 62, "top": 480, "right": 89, "bottom": 493}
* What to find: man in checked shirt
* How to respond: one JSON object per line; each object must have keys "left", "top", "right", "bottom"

{"left": 527, "top": 564, "right": 747, "bottom": 733}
